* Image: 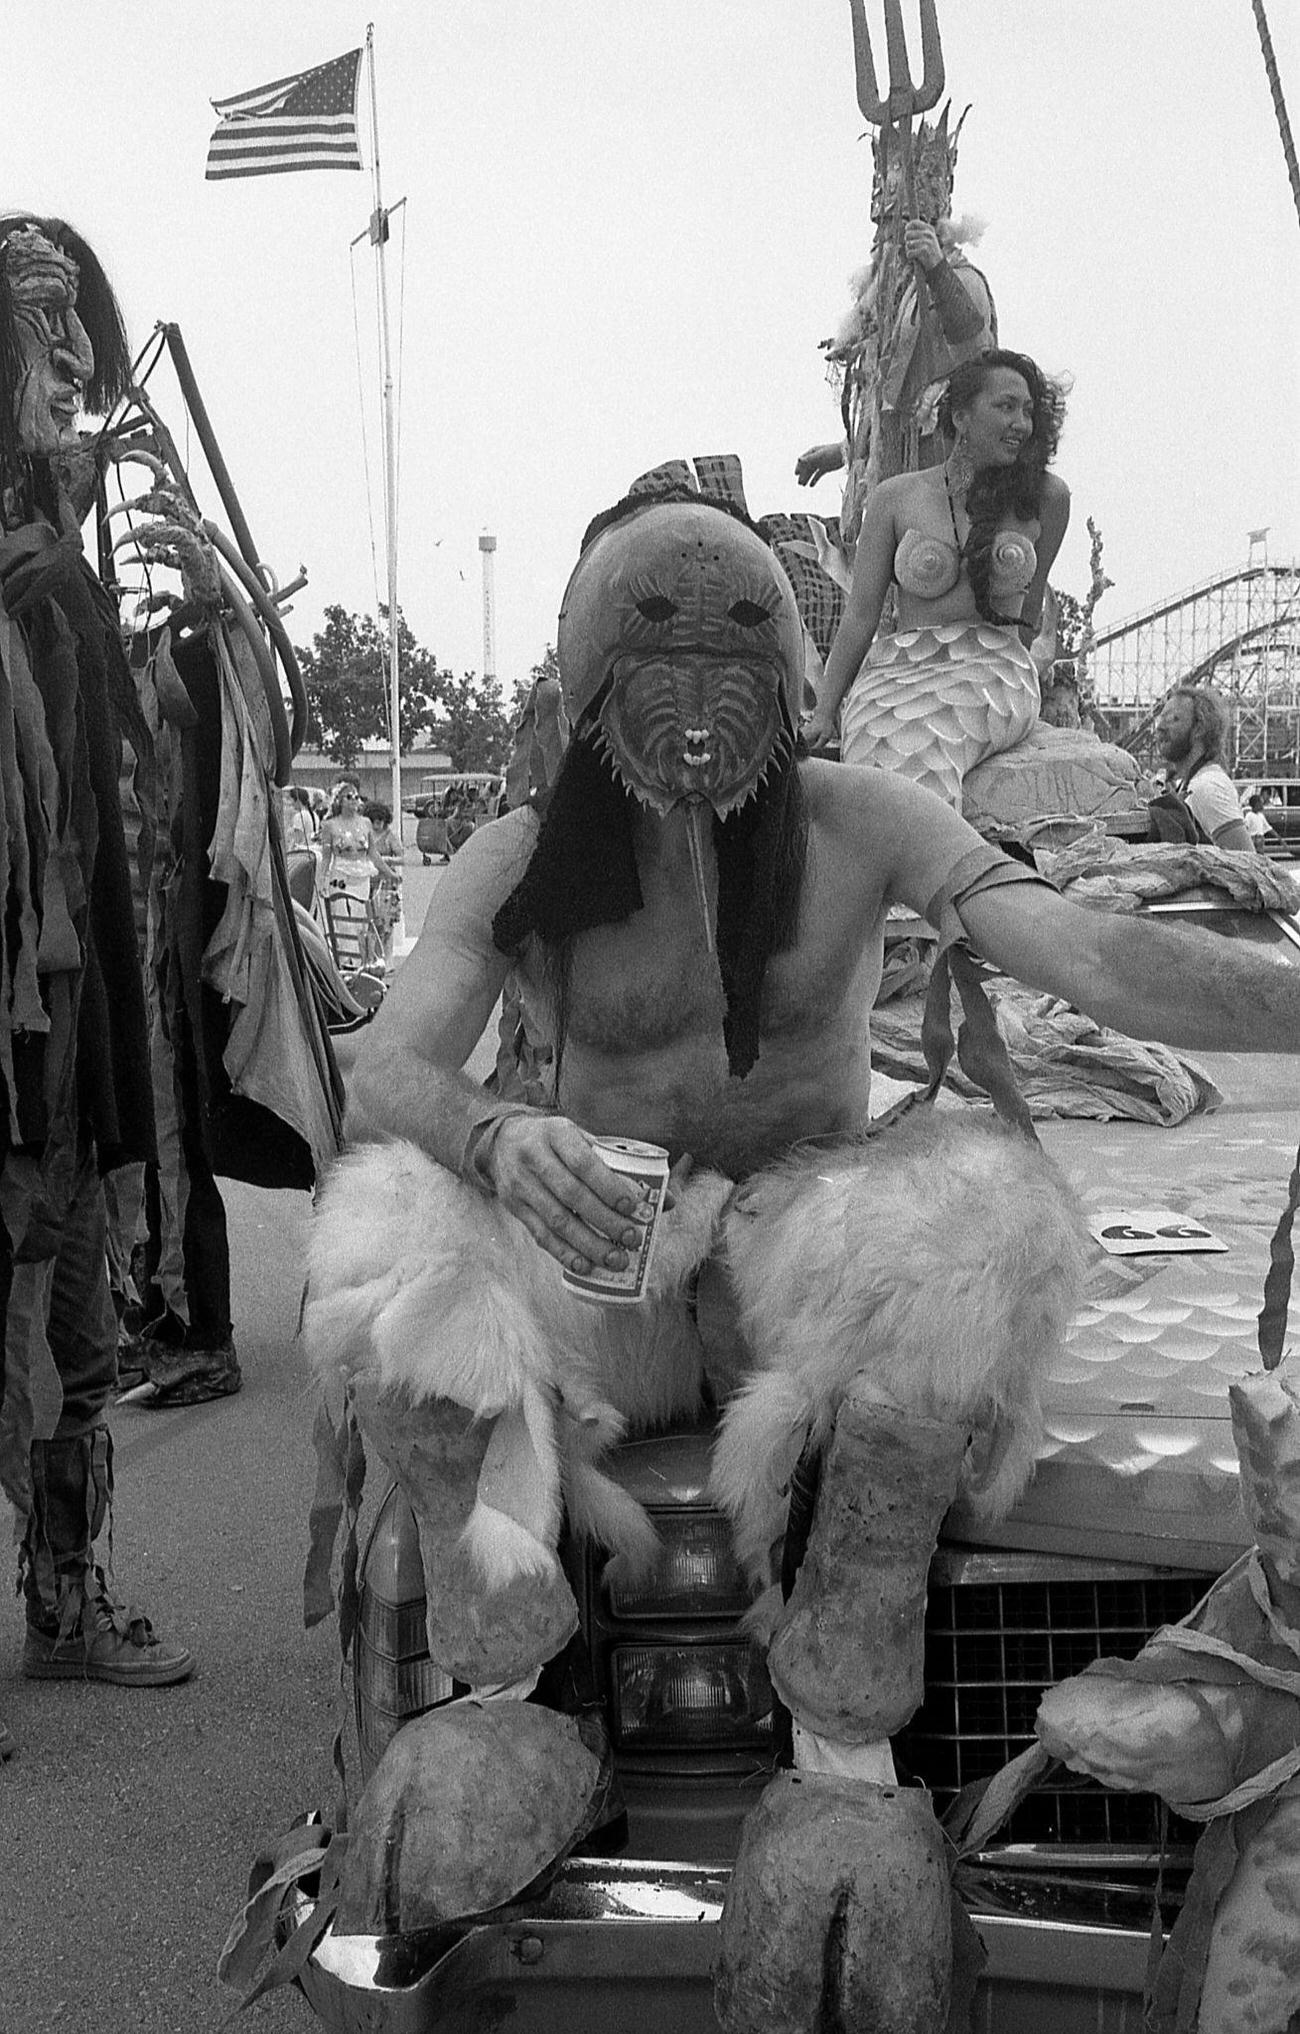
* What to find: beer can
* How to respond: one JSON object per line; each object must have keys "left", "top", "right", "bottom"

{"left": 561, "top": 1136, "right": 671, "bottom": 1305}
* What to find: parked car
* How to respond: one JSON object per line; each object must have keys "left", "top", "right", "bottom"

{"left": 288, "top": 886, "right": 1300, "bottom": 2033}
{"left": 1242, "top": 778, "right": 1300, "bottom": 851}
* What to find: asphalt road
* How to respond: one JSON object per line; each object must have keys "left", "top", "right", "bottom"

{"left": 0, "top": 854, "right": 461, "bottom": 2034}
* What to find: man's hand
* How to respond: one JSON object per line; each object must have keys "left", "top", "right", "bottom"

{"left": 795, "top": 441, "right": 846, "bottom": 487}
{"left": 802, "top": 704, "right": 840, "bottom": 754}
{"left": 903, "top": 220, "right": 944, "bottom": 272}
{"left": 487, "top": 1115, "right": 647, "bottom": 1277}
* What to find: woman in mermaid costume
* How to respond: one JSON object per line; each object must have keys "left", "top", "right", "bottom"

{"left": 805, "top": 349, "right": 1070, "bottom": 811}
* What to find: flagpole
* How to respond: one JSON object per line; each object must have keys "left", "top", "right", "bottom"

{"left": 364, "top": 22, "right": 406, "bottom": 938}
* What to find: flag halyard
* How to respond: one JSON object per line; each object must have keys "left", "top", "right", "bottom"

{"left": 206, "top": 48, "right": 364, "bottom": 180}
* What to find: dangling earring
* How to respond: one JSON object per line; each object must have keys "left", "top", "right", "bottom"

{"left": 947, "top": 428, "right": 974, "bottom": 496}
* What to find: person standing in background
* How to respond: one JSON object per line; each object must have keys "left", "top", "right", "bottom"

{"left": 1154, "top": 687, "right": 1254, "bottom": 853}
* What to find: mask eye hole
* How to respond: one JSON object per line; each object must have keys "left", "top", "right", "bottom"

{"left": 728, "top": 599, "right": 772, "bottom": 627}
{"left": 636, "top": 595, "right": 678, "bottom": 624}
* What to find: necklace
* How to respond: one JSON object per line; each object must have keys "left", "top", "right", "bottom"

{"left": 943, "top": 460, "right": 966, "bottom": 553}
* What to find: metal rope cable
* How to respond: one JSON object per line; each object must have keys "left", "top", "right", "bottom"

{"left": 1252, "top": 0, "right": 1300, "bottom": 232}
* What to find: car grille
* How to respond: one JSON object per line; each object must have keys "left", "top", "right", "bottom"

{"left": 899, "top": 1574, "right": 1214, "bottom": 1845}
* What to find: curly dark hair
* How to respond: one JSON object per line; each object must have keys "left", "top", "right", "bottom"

{"left": 937, "top": 349, "right": 1067, "bottom": 625}
{"left": 1166, "top": 684, "right": 1232, "bottom": 768}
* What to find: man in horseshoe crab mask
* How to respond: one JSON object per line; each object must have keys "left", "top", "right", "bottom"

{"left": 492, "top": 486, "right": 812, "bottom": 1088}
{"left": 305, "top": 481, "right": 1300, "bottom": 1990}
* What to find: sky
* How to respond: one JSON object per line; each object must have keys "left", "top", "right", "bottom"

{"left": 7, "top": 1, "right": 1300, "bottom": 699}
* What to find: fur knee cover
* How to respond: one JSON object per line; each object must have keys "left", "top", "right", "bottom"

{"left": 304, "top": 1140, "right": 731, "bottom": 1591}
{"left": 710, "top": 1111, "right": 1088, "bottom": 1585}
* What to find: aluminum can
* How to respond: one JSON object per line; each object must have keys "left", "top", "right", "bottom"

{"left": 561, "top": 1136, "right": 671, "bottom": 1305}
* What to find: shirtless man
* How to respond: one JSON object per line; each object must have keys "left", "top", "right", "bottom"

{"left": 328, "top": 486, "right": 1300, "bottom": 2020}
{"left": 351, "top": 489, "right": 1295, "bottom": 1284}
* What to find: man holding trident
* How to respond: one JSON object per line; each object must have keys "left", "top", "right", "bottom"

{"left": 305, "top": 472, "right": 1300, "bottom": 2028}
{"left": 796, "top": 0, "right": 997, "bottom": 558}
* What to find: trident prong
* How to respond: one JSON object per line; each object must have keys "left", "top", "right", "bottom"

{"left": 849, "top": 0, "right": 945, "bottom": 126}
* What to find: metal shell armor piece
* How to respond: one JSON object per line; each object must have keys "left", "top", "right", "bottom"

{"left": 556, "top": 499, "right": 806, "bottom": 818}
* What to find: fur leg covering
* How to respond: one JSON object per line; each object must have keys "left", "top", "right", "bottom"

{"left": 714, "top": 1770, "right": 952, "bottom": 2034}
{"left": 709, "top": 1111, "right": 1088, "bottom": 1587}
{"left": 352, "top": 1377, "right": 577, "bottom": 1686}
{"left": 305, "top": 1140, "right": 731, "bottom": 1613}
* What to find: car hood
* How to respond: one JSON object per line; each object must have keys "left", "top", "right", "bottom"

{"left": 946, "top": 1061, "right": 1300, "bottom": 1569}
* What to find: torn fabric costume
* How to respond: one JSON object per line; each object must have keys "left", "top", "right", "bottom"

{"left": 113, "top": 611, "right": 345, "bottom": 1404}
{"left": 0, "top": 213, "right": 186, "bottom": 1691}
{"left": 832, "top": 107, "right": 997, "bottom": 549}
{"left": 302, "top": 489, "right": 1085, "bottom": 2030}
{"left": 0, "top": 502, "right": 173, "bottom": 1668}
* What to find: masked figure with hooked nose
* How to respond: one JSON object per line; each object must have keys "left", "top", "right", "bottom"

{"left": 0, "top": 217, "right": 192, "bottom": 1761}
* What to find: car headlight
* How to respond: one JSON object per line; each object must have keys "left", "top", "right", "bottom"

{"left": 606, "top": 1509, "right": 756, "bottom": 1619}
{"left": 611, "top": 1642, "right": 773, "bottom": 1749}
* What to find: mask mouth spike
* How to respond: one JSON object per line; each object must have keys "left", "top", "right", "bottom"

{"left": 684, "top": 799, "right": 716, "bottom": 955}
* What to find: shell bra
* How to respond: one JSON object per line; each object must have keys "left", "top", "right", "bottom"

{"left": 893, "top": 527, "right": 1037, "bottom": 605}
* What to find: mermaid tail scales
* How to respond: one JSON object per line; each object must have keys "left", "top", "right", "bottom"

{"left": 840, "top": 622, "right": 1039, "bottom": 810}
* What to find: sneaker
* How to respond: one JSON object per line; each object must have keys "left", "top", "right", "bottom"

{"left": 23, "top": 1599, "right": 194, "bottom": 1687}
{"left": 139, "top": 1339, "right": 242, "bottom": 1408}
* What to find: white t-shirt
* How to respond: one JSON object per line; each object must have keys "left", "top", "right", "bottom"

{"left": 1183, "top": 761, "right": 1243, "bottom": 843}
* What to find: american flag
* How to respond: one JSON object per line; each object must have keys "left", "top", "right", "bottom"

{"left": 206, "top": 49, "right": 364, "bottom": 180}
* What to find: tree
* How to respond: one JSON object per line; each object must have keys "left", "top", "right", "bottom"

{"left": 296, "top": 605, "right": 450, "bottom": 766}
{"left": 435, "top": 671, "right": 513, "bottom": 771}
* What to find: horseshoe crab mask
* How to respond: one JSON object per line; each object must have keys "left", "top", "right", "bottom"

{"left": 557, "top": 499, "right": 806, "bottom": 823}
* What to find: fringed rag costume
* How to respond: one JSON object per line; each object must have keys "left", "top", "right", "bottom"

{"left": 0, "top": 217, "right": 163, "bottom": 1658}
{"left": 303, "top": 485, "right": 1087, "bottom": 2030}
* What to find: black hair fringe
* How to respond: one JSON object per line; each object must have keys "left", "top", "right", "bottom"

{"left": 492, "top": 730, "right": 807, "bottom": 1088}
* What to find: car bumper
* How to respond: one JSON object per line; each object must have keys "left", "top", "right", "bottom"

{"left": 290, "top": 1855, "right": 1156, "bottom": 2034}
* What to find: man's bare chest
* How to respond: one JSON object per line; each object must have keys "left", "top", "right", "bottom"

{"left": 528, "top": 879, "right": 884, "bottom": 1058}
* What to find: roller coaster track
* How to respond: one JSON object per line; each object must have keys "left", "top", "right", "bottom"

{"left": 1086, "top": 559, "right": 1300, "bottom": 775}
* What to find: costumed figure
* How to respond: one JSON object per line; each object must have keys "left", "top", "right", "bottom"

{"left": 0, "top": 215, "right": 193, "bottom": 1737}
{"left": 279, "top": 481, "right": 1133, "bottom": 2032}
{"left": 215, "top": 475, "right": 1300, "bottom": 2026}
{"left": 95, "top": 323, "right": 345, "bottom": 1407}
{"left": 1034, "top": 1342, "right": 1300, "bottom": 2033}
{"left": 806, "top": 348, "right": 1071, "bottom": 811}
{"left": 796, "top": 100, "right": 997, "bottom": 554}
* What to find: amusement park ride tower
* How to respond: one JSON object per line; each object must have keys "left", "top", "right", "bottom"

{"left": 479, "top": 530, "right": 498, "bottom": 686}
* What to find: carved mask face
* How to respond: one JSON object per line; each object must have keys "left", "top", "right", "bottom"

{"left": 869, "top": 112, "right": 957, "bottom": 229}
{"left": 556, "top": 500, "right": 805, "bottom": 822}
{"left": 2, "top": 225, "right": 93, "bottom": 458}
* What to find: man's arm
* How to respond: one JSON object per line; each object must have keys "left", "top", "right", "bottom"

{"left": 348, "top": 813, "right": 646, "bottom": 1278}
{"left": 960, "top": 880, "right": 1300, "bottom": 1053}
{"left": 841, "top": 766, "right": 1300, "bottom": 1055}
{"left": 346, "top": 817, "right": 521, "bottom": 1161}
{"left": 1184, "top": 771, "right": 1255, "bottom": 854}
